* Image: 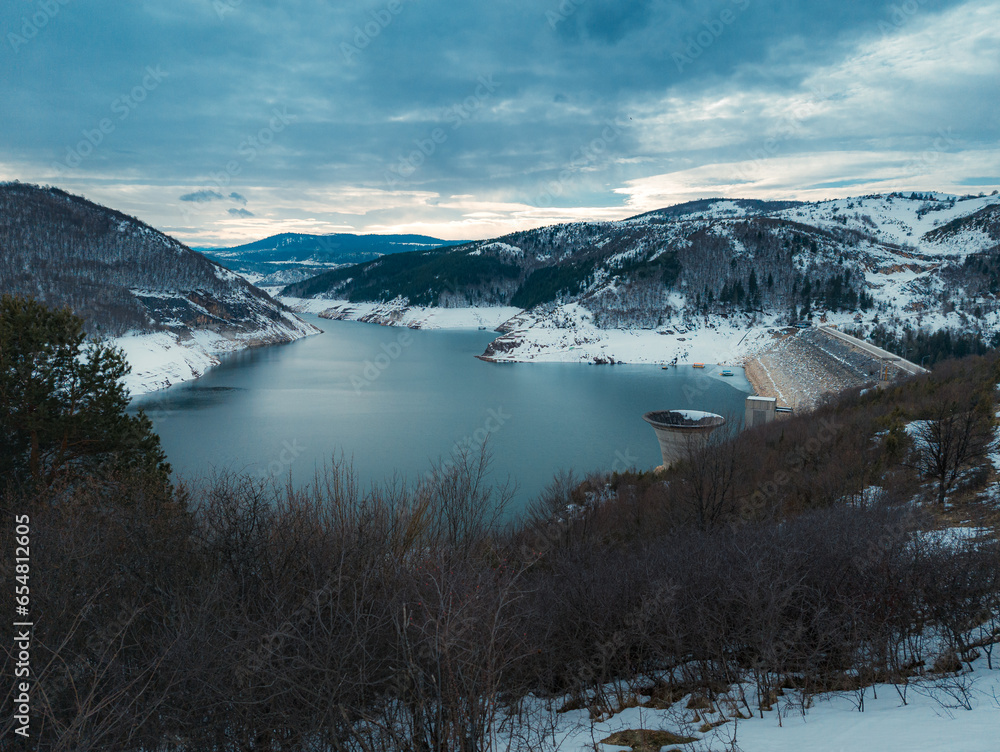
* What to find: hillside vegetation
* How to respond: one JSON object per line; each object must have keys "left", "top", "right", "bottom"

{"left": 4, "top": 344, "right": 999, "bottom": 750}
{"left": 0, "top": 182, "right": 302, "bottom": 338}
{"left": 284, "top": 193, "right": 1000, "bottom": 362}
{"left": 203, "top": 231, "right": 458, "bottom": 285}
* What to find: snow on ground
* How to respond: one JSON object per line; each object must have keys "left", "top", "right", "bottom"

{"left": 468, "top": 241, "right": 523, "bottom": 258}
{"left": 116, "top": 309, "right": 319, "bottom": 395}
{"left": 711, "top": 660, "right": 1000, "bottom": 752}
{"left": 268, "top": 194, "right": 1000, "bottom": 375}
{"left": 116, "top": 331, "right": 222, "bottom": 395}
{"left": 284, "top": 296, "right": 787, "bottom": 368}
{"left": 507, "top": 657, "right": 1000, "bottom": 752}
{"left": 776, "top": 193, "right": 1000, "bottom": 253}
{"left": 482, "top": 303, "right": 781, "bottom": 366}
{"left": 281, "top": 295, "right": 523, "bottom": 331}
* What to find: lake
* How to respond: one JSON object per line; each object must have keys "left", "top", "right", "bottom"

{"left": 131, "top": 314, "right": 754, "bottom": 511}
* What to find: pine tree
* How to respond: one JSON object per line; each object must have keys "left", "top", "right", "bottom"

{"left": 0, "top": 295, "right": 170, "bottom": 490}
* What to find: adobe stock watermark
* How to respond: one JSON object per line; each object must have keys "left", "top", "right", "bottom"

{"left": 731, "top": 82, "right": 829, "bottom": 184}
{"left": 51, "top": 66, "right": 168, "bottom": 173}
{"left": 341, "top": 0, "right": 415, "bottom": 63}
{"left": 7, "top": 0, "right": 71, "bottom": 54}
{"left": 214, "top": 0, "right": 242, "bottom": 21}
{"left": 896, "top": 128, "right": 957, "bottom": 188}
{"left": 673, "top": 0, "right": 751, "bottom": 73}
{"left": 384, "top": 75, "right": 499, "bottom": 188}
{"left": 528, "top": 117, "right": 628, "bottom": 206}
{"left": 681, "top": 365, "right": 718, "bottom": 405}
{"left": 424, "top": 407, "right": 512, "bottom": 484}
{"left": 611, "top": 448, "right": 638, "bottom": 474}
{"left": 546, "top": 0, "right": 587, "bottom": 30}
{"left": 350, "top": 329, "right": 414, "bottom": 393}
{"left": 571, "top": 578, "right": 678, "bottom": 690}
{"left": 240, "top": 575, "right": 344, "bottom": 681}
{"left": 744, "top": 415, "right": 841, "bottom": 517}
{"left": 176, "top": 107, "right": 293, "bottom": 225}
{"left": 256, "top": 439, "right": 306, "bottom": 481}
{"left": 878, "top": 0, "right": 930, "bottom": 35}
{"left": 207, "top": 107, "right": 294, "bottom": 191}
{"left": 314, "top": 235, "right": 342, "bottom": 255}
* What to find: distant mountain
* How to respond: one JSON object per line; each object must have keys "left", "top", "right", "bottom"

{"left": 282, "top": 192, "right": 1000, "bottom": 352}
{"left": 203, "top": 232, "right": 460, "bottom": 286}
{"left": 0, "top": 182, "right": 317, "bottom": 391}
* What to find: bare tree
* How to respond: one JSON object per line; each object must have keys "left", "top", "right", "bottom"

{"left": 671, "top": 414, "right": 746, "bottom": 529}
{"left": 909, "top": 394, "right": 994, "bottom": 505}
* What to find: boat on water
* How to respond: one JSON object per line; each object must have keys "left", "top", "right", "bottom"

{"left": 720, "top": 369, "right": 734, "bottom": 376}
{"left": 692, "top": 363, "right": 705, "bottom": 368}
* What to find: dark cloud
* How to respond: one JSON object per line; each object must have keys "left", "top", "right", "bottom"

{"left": 180, "top": 190, "right": 224, "bottom": 203}
{"left": 579, "top": 0, "right": 655, "bottom": 45}
{"left": 228, "top": 208, "right": 254, "bottom": 218}
{"left": 0, "top": 0, "right": 994, "bottom": 244}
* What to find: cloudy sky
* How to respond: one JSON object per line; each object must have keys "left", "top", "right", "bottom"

{"left": 3, "top": 0, "right": 998, "bottom": 247}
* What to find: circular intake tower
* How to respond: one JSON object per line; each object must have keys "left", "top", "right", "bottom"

{"left": 642, "top": 410, "right": 726, "bottom": 471}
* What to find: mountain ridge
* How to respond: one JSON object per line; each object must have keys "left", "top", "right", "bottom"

{"left": 202, "top": 231, "right": 463, "bottom": 288}
{"left": 281, "top": 191, "right": 1000, "bottom": 365}
{"left": 0, "top": 182, "right": 318, "bottom": 392}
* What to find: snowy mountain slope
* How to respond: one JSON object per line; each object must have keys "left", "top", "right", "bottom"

{"left": 775, "top": 193, "right": 1000, "bottom": 253}
{"left": 0, "top": 182, "right": 319, "bottom": 393}
{"left": 479, "top": 303, "right": 779, "bottom": 366}
{"left": 282, "top": 191, "right": 1000, "bottom": 365}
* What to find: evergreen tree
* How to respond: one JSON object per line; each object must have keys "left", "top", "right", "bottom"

{"left": 0, "top": 295, "right": 170, "bottom": 490}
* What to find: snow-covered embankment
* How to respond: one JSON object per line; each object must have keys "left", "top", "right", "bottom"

{"left": 117, "top": 309, "right": 319, "bottom": 395}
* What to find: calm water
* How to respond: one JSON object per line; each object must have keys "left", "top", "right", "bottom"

{"left": 131, "top": 315, "right": 753, "bottom": 510}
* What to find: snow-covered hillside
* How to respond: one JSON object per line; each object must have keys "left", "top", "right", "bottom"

{"left": 0, "top": 183, "right": 321, "bottom": 394}
{"left": 775, "top": 193, "right": 1000, "bottom": 252}
{"left": 282, "top": 295, "right": 522, "bottom": 331}
{"left": 116, "top": 306, "right": 317, "bottom": 394}
{"left": 280, "top": 192, "right": 1000, "bottom": 367}
{"left": 480, "top": 303, "right": 780, "bottom": 366}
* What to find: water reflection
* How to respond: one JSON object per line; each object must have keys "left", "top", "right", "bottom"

{"left": 131, "top": 315, "right": 753, "bottom": 510}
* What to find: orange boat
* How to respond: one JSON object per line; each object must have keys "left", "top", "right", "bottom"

{"left": 692, "top": 362, "right": 705, "bottom": 368}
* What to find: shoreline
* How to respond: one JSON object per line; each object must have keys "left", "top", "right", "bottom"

{"left": 283, "top": 297, "right": 784, "bottom": 368}
{"left": 264, "top": 297, "right": 890, "bottom": 413}
{"left": 120, "top": 314, "right": 321, "bottom": 396}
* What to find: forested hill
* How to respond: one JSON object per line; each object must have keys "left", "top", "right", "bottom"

{"left": 0, "top": 182, "right": 311, "bottom": 341}
{"left": 202, "top": 231, "right": 459, "bottom": 286}
{"left": 282, "top": 193, "right": 1000, "bottom": 334}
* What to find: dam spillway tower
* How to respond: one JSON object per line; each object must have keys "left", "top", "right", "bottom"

{"left": 642, "top": 410, "right": 726, "bottom": 470}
